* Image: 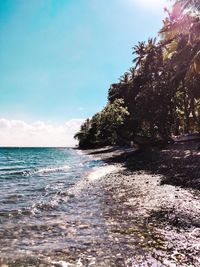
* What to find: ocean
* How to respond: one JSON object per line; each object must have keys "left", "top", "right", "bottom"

{"left": 0, "top": 147, "right": 107, "bottom": 266}
{"left": 0, "top": 147, "right": 184, "bottom": 267}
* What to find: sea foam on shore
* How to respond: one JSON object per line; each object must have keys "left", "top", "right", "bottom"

{"left": 88, "top": 164, "right": 122, "bottom": 181}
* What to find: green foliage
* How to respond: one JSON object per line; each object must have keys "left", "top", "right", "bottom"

{"left": 75, "top": 0, "right": 200, "bottom": 148}
{"left": 74, "top": 99, "right": 130, "bottom": 148}
{"left": 94, "top": 99, "right": 130, "bottom": 145}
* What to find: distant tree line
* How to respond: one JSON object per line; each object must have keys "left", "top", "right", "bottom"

{"left": 75, "top": 0, "right": 200, "bottom": 149}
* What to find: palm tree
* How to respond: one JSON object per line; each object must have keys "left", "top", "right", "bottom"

{"left": 175, "top": 0, "right": 200, "bottom": 11}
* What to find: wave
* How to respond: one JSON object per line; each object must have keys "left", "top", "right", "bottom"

{"left": 1, "top": 165, "right": 71, "bottom": 177}
{"left": 34, "top": 165, "right": 70, "bottom": 175}
{"left": 87, "top": 164, "right": 121, "bottom": 181}
{"left": 0, "top": 166, "right": 26, "bottom": 172}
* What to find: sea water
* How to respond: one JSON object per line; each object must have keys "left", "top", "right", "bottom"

{"left": 0, "top": 147, "right": 106, "bottom": 266}
{"left": 0, "top": 148, "right": 180, "bottom": 267}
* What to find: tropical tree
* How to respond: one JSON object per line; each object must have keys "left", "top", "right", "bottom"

{"left": 74, "top": 99, "right": 130, "bottom": 148}
{"left": 75, "top": 0, "right": 200, "bottom": 148}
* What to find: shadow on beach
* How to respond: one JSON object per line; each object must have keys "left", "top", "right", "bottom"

{"left": 102, "top": 142, "right": 200, "bottom": 191}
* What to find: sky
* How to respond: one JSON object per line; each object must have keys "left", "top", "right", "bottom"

{"left": 0, "top": 0, "right": 169, "bottom": 146}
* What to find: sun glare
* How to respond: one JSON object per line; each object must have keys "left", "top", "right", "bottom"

{"left": 134, "top": 0, "right": 168, "bottom": 10}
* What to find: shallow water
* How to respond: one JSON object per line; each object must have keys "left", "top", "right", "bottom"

{"left": 0, "top": 147, "right": 108, "bottom": 266}
{"left": 1, "top": 148, "right": 197, "bottom": 266}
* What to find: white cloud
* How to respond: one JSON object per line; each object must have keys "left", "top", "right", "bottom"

{"left": 0, "top": 118, "right": 11, "bottom": 129}
{"left": 0, "top": 118, "right": 84, "bottom": 147}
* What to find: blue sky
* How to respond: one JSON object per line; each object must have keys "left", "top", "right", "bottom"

{"left": 0, "top": 0, "right": 169, "bottom": 146}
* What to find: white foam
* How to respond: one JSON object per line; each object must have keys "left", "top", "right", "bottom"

{"left": 66, "top": 164, "right": 121, "bottom": 197}
{"left": 75, "top": 149, "right": 94, "bottom": 160}
{"left": 88, "top": 165, "right": 121, "bottom": 181}
{"left": 75, "top": 149, "right": 84, "bottom": 155}
{"left": 35, "top": 165, "right": 70, "bottom": 174}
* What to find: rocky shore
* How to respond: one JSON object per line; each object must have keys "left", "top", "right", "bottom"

{"left": 84, "top": 143, "right": 200, "bottom": 266}
{"left": 2, "top": 144, "right": 200, "bottom": 267}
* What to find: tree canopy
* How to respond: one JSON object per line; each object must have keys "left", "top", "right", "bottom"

{"left": 75, "top": 0, "right": 200, "bottom": 148}
{"left": 74, "top": 99, "right": 129, "bottom": 148}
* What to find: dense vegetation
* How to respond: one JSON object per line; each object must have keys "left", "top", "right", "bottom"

{"left": 75, "top": 0, "right": 200, "bottom": 149}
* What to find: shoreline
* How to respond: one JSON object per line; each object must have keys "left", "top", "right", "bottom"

{"left": 82, "top": 144, "right": 200, "bottom": 266}
{"left": 1, "top": 145, "right": 199, "bottom": 266}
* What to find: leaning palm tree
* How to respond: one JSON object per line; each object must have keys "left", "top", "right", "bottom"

{"left": 174, "top": 0, "right": 200, "bottom": 11}
{"left": 160, "top": 0, "right": 200, "bottom": 76}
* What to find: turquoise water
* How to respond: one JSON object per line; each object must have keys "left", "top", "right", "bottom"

{"left": 0, "top": 147, "right": 105, "bottom": 266}
{"left": 0, "top": 148, "right": 183, "bottom": 266}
